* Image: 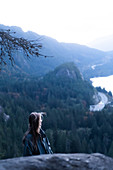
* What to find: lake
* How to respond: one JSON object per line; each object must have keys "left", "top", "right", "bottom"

{"left": 90, "top": 75, "right": 113, "bottom": 94}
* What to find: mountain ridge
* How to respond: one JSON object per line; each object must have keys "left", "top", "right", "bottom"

{"left": 1, "top": 24, "right": 113, "bottom": 79}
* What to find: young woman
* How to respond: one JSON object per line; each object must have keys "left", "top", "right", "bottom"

{"left": 23, "top": 112, "right": 53, "bottom": 156}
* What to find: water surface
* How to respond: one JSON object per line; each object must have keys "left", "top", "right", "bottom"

{"left": 90, "top": 75, "right": 113, "bottom": 94}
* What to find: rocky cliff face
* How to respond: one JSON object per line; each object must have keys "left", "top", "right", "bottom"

{"left": 0, "top": 153, "right": 113, "bottom": 170}
{"left": 54, "top": 62, "right": 83, "bottom": 80}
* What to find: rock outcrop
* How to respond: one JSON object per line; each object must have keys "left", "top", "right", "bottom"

{"left": 54, "top": 62, "right": 83, "bottom": 80}
{"left": 0, "top": 153, "right": 113, "bottom": 170}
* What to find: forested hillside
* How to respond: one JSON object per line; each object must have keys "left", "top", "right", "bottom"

{"left": 0, "top": 62, "right": 113, "bottom": 159}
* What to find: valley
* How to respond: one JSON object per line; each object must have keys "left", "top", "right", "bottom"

{"left": 1, "top": 25, "right": 113, "bottom": 159}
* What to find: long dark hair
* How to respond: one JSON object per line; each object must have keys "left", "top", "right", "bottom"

{"left": 23, "top": 112, "right": 45, "bottom": 149}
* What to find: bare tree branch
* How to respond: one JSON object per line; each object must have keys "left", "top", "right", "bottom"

{"left": 0, "top": 29, "right": 49, "bottom": 69}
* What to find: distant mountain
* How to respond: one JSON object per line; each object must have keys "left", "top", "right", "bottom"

{"left": 88, "top": 34, "right": 113, "bottom": 51}
{"left": 43, "top": 62, "right": 96, "bottom": 105}
{"left": 1, "top": 24, "right": 113, "bottom": 79}
{"left": 48, "top": 62, "right": 83, "bottom": 80}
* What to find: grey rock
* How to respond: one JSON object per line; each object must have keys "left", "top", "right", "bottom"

{"left": 0, "top": 153, "right": 113, "bottom": 170}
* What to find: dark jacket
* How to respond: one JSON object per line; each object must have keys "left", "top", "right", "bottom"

{"left": 23, "top": 129, "right": 53, "bottom": 156}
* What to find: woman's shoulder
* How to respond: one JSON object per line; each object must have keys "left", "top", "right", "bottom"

{"left": 23, "top": 132, "right": 33, "bottom": 145}
{"left": 25, "top": 133, "right": 33, "bottom": 141}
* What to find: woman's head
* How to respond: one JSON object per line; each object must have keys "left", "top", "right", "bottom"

{"left": 23, "top": 112, "right": 45, "bottom": 145}
{"left": 29, "top": 112, "right": 45, "bottom": 134}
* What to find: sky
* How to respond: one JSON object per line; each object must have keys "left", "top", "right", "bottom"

{"left": 1, "top": 0, "right": 113, "bottom": 45}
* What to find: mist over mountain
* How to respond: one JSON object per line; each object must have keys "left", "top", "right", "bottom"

{"left": 88, "top": 34, "right": 113, "bottom": 52}
{"left": 1, "top": 24, "right": 113, "bottom": 79}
